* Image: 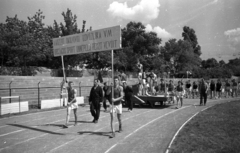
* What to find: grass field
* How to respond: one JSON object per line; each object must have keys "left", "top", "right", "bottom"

{"left": 170, "top": 101, "right": 240, "bottom": 153}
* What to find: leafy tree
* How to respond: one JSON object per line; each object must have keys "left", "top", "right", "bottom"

{"left": 121, "top": 21, "right": 162, "bottom": 72}
{"left": 182, "top": 26, "right": 201, "bottom": 56}
{"left": 219, "top": 60, "right": 226, "bottom": 67}
{"left": 162, "top": 38, "right": 201, "bottom": 77}
{"left": 202, "top": 58, "right": 219, "bottom": 68}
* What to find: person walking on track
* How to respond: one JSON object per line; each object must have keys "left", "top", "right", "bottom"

{"left": 199, "top": 78, "right": 209, "bottom": 106}
{"left": 103, "top": 82, "right": 110, "bottom": 112}
{"left": 176, "top": 81, "right": 184, "bottom": 108}
{"left": 216, "top": 79, "right": 222, "bottom": 99}
{"left": 122, "top": 81, "right": 133, "bottom": 112}
{"left": 110, "top": 76, "right": 124, "bottom": 138}
{"left": 63, "top": 81, "right": 78, "bottom": 128}
{"left": 89, "top": 79, "right": 103, "bottom": 123}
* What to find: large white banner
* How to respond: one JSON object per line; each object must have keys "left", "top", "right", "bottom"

{"left": 53, "top": 25, "right": 121, "bottom": 56}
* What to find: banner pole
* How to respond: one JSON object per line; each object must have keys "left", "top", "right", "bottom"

{"left": 61, "top": 55, "right": 66, "bottom": 81}
{"left": 111, "top": 50, "right": 114, "bottom": 111}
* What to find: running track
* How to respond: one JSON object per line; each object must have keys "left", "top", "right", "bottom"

{"left": 0, "top": 97, "right": 239, "bottom": 153}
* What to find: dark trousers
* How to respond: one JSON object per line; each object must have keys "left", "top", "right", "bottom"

{"left": 90, "top": 102, "right": 100, "bottom": 121}
{"left": 103, "top": 98, "right": 107, "bottom": 110}
{"left": 103, "top": 96, "right": 110, "bottom": 110}
{"left": 126, "top": 96, "right": 133, "bottom": 110}
{"left": 200, "top": 92, "right": 207, "bottom": 105}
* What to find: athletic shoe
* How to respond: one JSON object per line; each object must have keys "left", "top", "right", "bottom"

{"left": 92, "top": 119, "right": 95, "bottom": 123}
{"left": 109, "top": 132, "right": 115, "bottom": 138}
{"left": 95, "top": 120, "right": 98, "bottom": 123}
{"left": 63, "top": 124, "right": 68, "bottom": 128}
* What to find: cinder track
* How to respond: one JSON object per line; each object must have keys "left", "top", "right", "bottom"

{"left": 0, "top": 97, "right": 238, "bottom": 153}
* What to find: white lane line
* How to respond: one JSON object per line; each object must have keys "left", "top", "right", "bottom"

{"left": 165, "top": 103, "right": 220, "bottom": 153}
{"left": 165, "top": 112, "right": 199, "bottom": 153}
{"left": 46, "top": 110, "right": 154, "bottom": 153}
{"left": 104, "top": 106, "right": 190, "bottom": 153}
{"left": 191, "top": 97, "right": 240, "bottom": 106}
{"left": 0, "top": 117, "right": 46, "bottom": 129}
{"left": 0, "top": 108, "right": 67, "bottom": 121}
{"left": 0, "top": 112, "right": 102, "bottom": 152}
{"left": 0, "top": 108, "right": 90, "bottom": 129}
{"left": 105, "top": 144, "right": 117, "bottom": 153}
{"left": 0, "top": 112, "right": 90, "bottom": 138}
{"left": 0, "top": 130, "right": 24, "bottom": 137}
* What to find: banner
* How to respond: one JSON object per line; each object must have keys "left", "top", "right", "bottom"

{"left": 53, "top": 25, "right": 121, "bottom": 56}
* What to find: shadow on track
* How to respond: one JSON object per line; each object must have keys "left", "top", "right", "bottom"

{"left": 70, "top": 120, "right": 93, "bottom": 124}
{"left": 78, "top": 131, "right": 111, "bottom": 137}
{"left": 8, "top": 124, "right": 65, "bottom": 135}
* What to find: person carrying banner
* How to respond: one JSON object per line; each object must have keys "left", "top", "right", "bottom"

{"left": 110, "top": 76, "right": 124, "bottom": 138}
{"left": 63, "top": 81, "right": 78, "bottom": 128}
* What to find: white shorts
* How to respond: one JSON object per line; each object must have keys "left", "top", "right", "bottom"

{"left": 142, "top": 79, "right": 146, "bottom": 85}
{"left": 138, "top": 72, "right": 142, "bottom": 78}
{"left": 110, "top": 104, "right": 122, "bottom": 114}
{"left": 67, "top": 102, "right": 78, "bottom": 109}
{"left": 176, "top": 91, "right": 184, "bottom": 98}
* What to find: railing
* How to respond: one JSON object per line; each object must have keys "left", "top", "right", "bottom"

{"left": 0, "top": 81, "right": 92, "bottom": 109}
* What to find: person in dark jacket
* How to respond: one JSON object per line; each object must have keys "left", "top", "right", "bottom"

{"left": 122, "top": 81, "right": 133, "bottom": 112}
{"left": 199, "top": 78, "right": 209, "bottom": 106}
{"left": 89, "top": 79, "right": 103, "bottom": 123}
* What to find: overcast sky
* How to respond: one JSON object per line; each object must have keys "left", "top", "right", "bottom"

{"left": 0, "top": 0, "right": 240, "bottom": 62}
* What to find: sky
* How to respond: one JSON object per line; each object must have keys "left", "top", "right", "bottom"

{"left": 0, "top": 0, "right": 240, "bottom": 62}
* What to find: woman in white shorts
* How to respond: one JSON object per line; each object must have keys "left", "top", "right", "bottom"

{"left": 176, "top": 81, "right": 185, "bottom": 108}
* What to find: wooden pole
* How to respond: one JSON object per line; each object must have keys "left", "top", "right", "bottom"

{"left": 61, "top": 56, "right": 66, "bottom": 81}
{"left": 111, "top": 50, "right": 114, "bottom": 111}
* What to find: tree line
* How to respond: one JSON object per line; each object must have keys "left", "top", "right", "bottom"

{"left": 0, "top": 9, "right": 239, "bottom": 78}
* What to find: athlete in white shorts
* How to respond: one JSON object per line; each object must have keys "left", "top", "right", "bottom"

{"left": 176, "top": 81, "right": 185, "bottom": 108}
{"left": 63, "top": 81, "right": 78, "bottom": 128}
{"left": 110, "top": 76, "right": 124, "bottom": 138}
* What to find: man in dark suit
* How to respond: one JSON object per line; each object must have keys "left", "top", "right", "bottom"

{"left": 89, "top": 79, "right": 103, "bottom": 123}
{"left": 122, "top": 81, "right": 133, "bottom": 112}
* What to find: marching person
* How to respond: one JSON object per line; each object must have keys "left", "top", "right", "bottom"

{"left": 63, "top": 81, "right": 78, "bottom": 128}
{"left": 89, "top": 79, "right": 103, "bottom": 123}
{"left": 210, "top": 80, "right": 216, "bottom": 99}
{"left": 102, "top": 82, "right": 110, "bottom": 112}
{"left": 167, "top": 80, "right": 175, "bottom": 104}
{"left": 199, "top": 78, "right": 209, "bottom": 106}
{"left": 185, "top": 80, "right": 191, "bottom": 98}
{"left": 159, "top": 78, "right": 166, "bottom": 94}
{"left": 110, "top": 76, "right": 124, "bottom": 138}
{"left": 216, "top": 79, "right": 222, "bottom": 99}
{"left": 136, "top": 60, "right": 143, "bottom": 83}
{"left": 232, "top": 79, "right": 238, "bottom": 97}
{"left": 122, "top": 81, "right": 133, "bottom": 112}
{"left": 176, "top": 81, "right": 185, "bottom": 108}
{"left": 225, "top": 79, "right": 231, "bottom": 98}
{"left": 192, "top": 81, "right": 198, "bottom": 99}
